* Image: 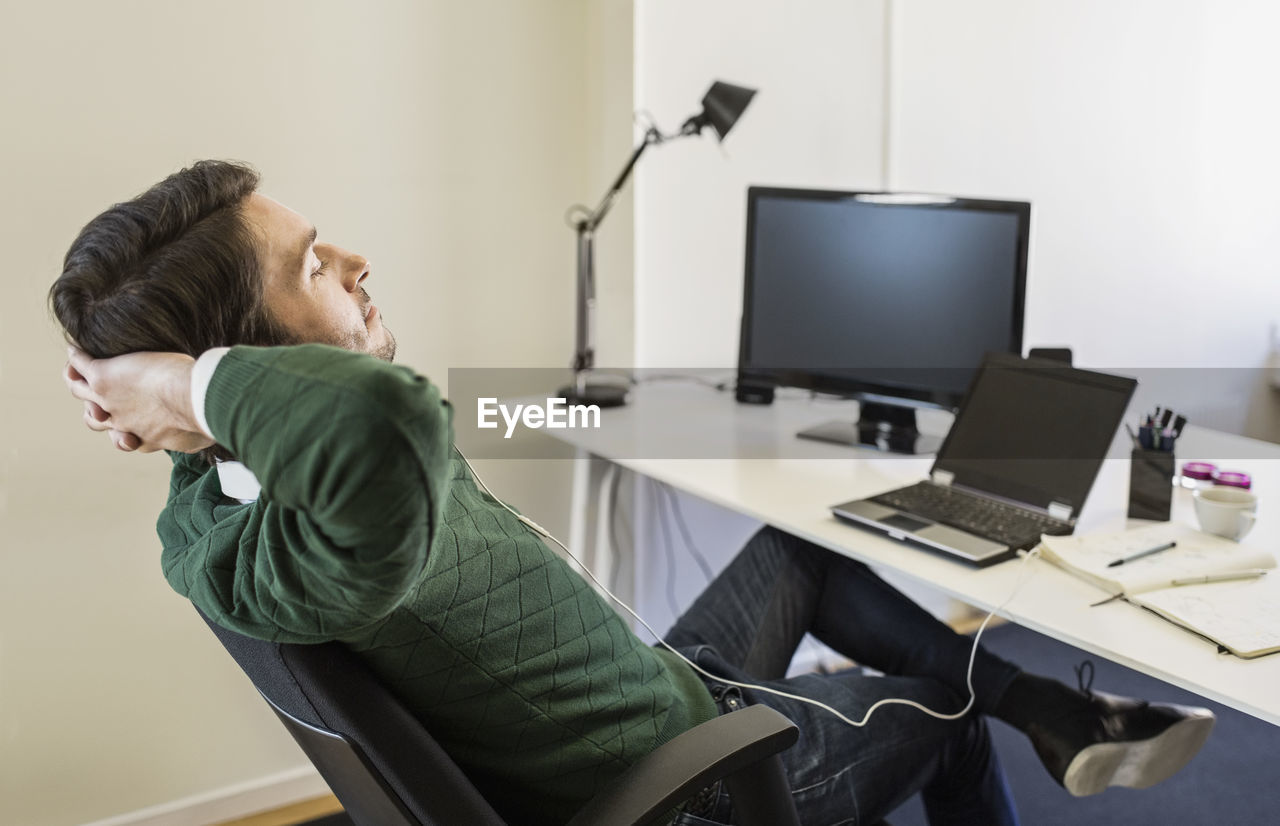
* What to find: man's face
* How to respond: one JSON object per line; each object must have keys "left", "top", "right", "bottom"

{"left": 244, "top": 193, "right": 396, "bottom": 361}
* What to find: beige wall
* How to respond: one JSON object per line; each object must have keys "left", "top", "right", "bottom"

{"left": 0, "top": 1, "right": 635, "bottom": 823}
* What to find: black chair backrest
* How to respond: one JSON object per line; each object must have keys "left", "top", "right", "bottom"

{"left": 197, "top": 609, "right": 506, "bottom": 826}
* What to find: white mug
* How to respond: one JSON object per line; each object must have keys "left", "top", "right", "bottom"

{"left": 1193, "top": 486, "right": 1258, "bottom": 541}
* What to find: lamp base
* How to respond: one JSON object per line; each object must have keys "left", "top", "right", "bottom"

{"left": 556, "top": 380, "right": 630, "bottom": 408}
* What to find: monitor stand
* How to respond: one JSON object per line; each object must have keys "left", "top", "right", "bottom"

{"left": 797, "top": 401, "right": 943, "bottom": 455}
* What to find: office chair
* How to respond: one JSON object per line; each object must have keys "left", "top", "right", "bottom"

{"left": 197, "top": 608, "right": 802, "bottom": 826}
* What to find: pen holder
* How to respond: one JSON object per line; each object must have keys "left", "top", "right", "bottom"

{"left": 1128, "top": 448, "right": 1175, "bottom": 521}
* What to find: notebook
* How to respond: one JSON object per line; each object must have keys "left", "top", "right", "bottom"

{"left": 831, "top": 352, "right": 1137, "bottom": 566}
{"left": 1038, "top": 523, "right": 1280, "bottom": 658}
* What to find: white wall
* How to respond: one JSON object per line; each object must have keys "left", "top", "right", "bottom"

{"left": 0, "top": 2, "right": 615, "bottom": 824}
{"left": 634, "top": 0, "right": 888, "bottom": 368}
{"left": 890, "top": 0, "right": 1280, "bottom": 432}
{"left": 891, "top": 0, "right": 1280, "bottom": 367}
{"left": 632, "top": 0, "right": 1280, "bottom": 415}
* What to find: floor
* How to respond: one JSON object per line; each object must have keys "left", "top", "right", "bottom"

{"left": 213, "top": 795, "right": 344, "bottom": 826}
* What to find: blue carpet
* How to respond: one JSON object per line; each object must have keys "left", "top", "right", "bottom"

{"left": 886, "top": 622, "right": 1280, "bottom": 825}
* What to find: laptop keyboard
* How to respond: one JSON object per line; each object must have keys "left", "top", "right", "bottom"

{"left": 870, "top": 482, "right": 1071, "bottom": 548}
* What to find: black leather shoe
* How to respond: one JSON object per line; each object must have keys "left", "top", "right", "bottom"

{"left": 1026, "top": 664, "right": 1215, "bottom": 796}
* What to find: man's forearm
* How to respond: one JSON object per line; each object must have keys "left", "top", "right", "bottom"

{"left": 160, "top": 343, "right": 456, "bottom": 641}
{"left": 200, "top": 344, "right": 453, "bottom": 542}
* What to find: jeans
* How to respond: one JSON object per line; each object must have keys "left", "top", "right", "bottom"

{"left": 664, "top": 526, "right": 1022, "bottom": 826}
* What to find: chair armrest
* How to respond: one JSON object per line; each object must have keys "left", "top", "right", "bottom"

{"left": 565, "top": 704, "right": 800, "bottom": 826}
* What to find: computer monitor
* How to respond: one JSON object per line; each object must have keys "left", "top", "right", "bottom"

{"left": 737, "top": 186, "right": 1030, "bottom": 454}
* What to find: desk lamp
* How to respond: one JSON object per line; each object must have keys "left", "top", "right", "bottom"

{"left": 559, "top": 80, "right": 757, "bottom": 407}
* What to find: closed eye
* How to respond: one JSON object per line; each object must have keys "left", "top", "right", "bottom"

{"left": 311, "top": 259, "right": 330, "bottom": 279}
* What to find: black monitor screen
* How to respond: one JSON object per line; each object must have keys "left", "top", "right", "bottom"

{"left": 738, "top": 188, "right": 1030, "bottom": 409}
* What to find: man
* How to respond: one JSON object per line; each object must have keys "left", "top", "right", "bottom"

{"left": 54, "top": 161, "right": 1214, "bottom": 825}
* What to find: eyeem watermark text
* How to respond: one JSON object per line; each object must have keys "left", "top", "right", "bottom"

{"left": 477, "top": 397, "right": 601, "bottom": 439}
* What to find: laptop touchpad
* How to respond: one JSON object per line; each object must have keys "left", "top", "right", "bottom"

{"left": 879, "top": 513, "right": 933, "bottom": 533}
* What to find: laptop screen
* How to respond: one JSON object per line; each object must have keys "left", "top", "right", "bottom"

{"left": 934, "top": 354, "right": 1137, "bottom": 515}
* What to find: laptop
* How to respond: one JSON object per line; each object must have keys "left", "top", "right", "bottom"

{"left": 831, "top": 352, "right": 1137, "bottom": 566}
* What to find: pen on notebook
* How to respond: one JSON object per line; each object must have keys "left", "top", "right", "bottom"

{"left": 1169, "top": 570, "right": 1269, "bottom": 587}
{"left": 1107, "top": 540, "right": 1177, "bottom": 568}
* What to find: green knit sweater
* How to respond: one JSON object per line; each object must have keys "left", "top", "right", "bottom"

{"left": 157, "top": 344, "right": 717, "bottom": 824}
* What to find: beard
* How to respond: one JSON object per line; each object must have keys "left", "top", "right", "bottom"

{"left": 261, "top": 296, "right": 397, "bottom": 363}
{"left": 370, "top": 326, "right": 397, "bottom": 363}
{"left": 270, "top": 319, "right": 397, "bottom": 363}
{"left": 334, "top": 323, "right": 396, "bottom": 362}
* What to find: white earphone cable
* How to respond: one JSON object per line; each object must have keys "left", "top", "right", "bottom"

{"left": 456, "top": 449, "right": 1040, "bottom": 728}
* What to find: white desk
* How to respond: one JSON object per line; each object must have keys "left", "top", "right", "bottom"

{"left": 543, "top": 382, "right": 1280, "bottom": 726}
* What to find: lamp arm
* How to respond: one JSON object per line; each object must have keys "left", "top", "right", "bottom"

{"left": 569, "top": 119, "right": 701, "bottom": 378}
{"left": 582, "top": 127, "right": 656, "bottom": 232}
{"left": 583, "top": 124, "right": 697, "bottom": 232}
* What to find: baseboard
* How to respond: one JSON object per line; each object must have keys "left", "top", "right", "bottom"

{"left": 81, "top": 765, "right": 331, "bottom": 826}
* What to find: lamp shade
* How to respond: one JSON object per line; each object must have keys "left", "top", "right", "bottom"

{"left": 693, "top": 80, "right": 757, "bottom": 141}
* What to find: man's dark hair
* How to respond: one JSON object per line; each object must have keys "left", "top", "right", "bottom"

{"left": 50, "top": 159, "right": 289, "bottom": 360}
{"left": 51, "top": 160, "right": 293, "bottom": 463}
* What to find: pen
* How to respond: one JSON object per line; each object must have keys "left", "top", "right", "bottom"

{"left": 1170, "top": 570, "right": 1269, "bottom": 587}
{"left": 1107, "top": 540, "right": 1177, "bottom": 568}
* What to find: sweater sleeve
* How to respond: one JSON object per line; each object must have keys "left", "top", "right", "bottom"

{"left": 158, "top": 344, "right": 453, "bottom": 642}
